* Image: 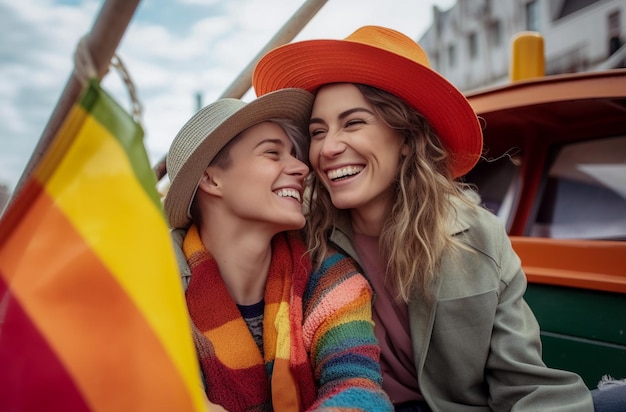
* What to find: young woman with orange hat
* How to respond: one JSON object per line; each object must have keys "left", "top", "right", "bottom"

{"left": 163, "top": 88, "right": 393, "bottom": 411}
{"left": 253, "top": 26, "right": 596, "bottom": 411}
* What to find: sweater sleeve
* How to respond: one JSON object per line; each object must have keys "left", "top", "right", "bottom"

{"left": 302, "top": 251, "right": 393, "bottom": 411}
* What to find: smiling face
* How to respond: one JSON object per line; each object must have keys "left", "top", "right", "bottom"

{"left": 308, "top": 83, "right": 406, "bottom": 229}
{"left": 205, "top": 121, "right": 309, "bottom": 233}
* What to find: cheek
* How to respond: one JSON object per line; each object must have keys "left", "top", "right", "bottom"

{"left": 308, "top": 141, "right": 322, "bottom": 168}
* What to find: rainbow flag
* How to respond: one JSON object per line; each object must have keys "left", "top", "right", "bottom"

{"left": 0, "top": 80, "right": 205, "bottom": 412}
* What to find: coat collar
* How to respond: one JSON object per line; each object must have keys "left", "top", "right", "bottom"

{"left": 331, "top": 196, "right": 472, "bottom": 253}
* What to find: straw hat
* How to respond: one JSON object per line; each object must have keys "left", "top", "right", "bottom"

{"left": 164, "top": 88, "right": 314, "bottom": 229}
{"left": 253, "top": 25, "right": 483, "bottom": 178}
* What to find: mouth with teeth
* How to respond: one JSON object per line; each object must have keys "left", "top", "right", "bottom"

{"left": 274, "top": 188, "right": 302, "bottom": 203}
{"left": 327, "top": 166, "right": 364, "bottom": 181}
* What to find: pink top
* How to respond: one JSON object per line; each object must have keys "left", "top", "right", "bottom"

{"left": 353, "top": 233, "right": 424, "bottom": 405}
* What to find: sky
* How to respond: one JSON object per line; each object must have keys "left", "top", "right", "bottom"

{"left": 0, "top": 0, "right": 456, "bottom": 196}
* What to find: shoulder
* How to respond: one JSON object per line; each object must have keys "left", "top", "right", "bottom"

{"left": 170, "top": 227, "right": 191, "bottom": 289}
{"left": 438, "top": 196, "right": 522, "bottom": 291}
{"left": 171, "top": 227, "right": 186, "bottom": 248}
{"left": 306, "top": 249, "right": 371, "bottom": 298}
{"left": 304, "top": 249, "right": 372, "bottom": 320}
{"left": 449, "top": 195, "right": 512, "bottom": 262}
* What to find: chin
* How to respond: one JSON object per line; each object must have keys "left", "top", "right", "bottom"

{"left": 329, "top": 196, "right": 358, "bottom": 210}
{"left": 280, "top": 216, "right": 306, "bottom": 231}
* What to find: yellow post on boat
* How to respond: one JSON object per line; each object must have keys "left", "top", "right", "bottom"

{"left": 510, "top": 31, "right": 545, "bottom": 81}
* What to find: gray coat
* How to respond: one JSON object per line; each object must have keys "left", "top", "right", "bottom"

{"left": 327, "top": 199, "right": 593, "bottom": 411}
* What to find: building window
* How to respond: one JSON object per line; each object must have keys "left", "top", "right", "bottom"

{"left": 432, "top": 55, "right": 440, "bottom": 71}
{"left": 489, "top": 20, "right": 502, "bottom": 47}
{"left": 468, "top": 32, "right": 478, "bottom": 59}
{"left": 526, "top": 0, "right": 539, "bottom": 31}
{"left": 448, "top": 44, "right": 456, "bottom": 68}
{"left": 608, "top": 10, "right": 623, "bottom": 55}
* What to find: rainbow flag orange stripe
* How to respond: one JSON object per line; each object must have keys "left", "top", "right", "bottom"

{"left": 0, "top": 80, "right": 205, "bottom": 412}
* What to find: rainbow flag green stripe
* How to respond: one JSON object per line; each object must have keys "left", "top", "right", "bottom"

{"left": 0, "top": 80, "right": 204, "bottom": 411}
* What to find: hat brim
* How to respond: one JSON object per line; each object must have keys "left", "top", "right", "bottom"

{"left": 254, "top": 40, "right": 482, "bottom": 178}
{"left": 165, "top": 88, "right": 314, "bottom": 229}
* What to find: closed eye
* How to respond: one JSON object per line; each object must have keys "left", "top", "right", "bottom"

{"left": 257, "top": 139, "right": 287, "bottom": 158}
{"left": 264, "top": 150, "right": 282, "bottom": 160}
{"left": 310, "top": 128, "right": 327, "bottom": 139}
{"left": 345, "top": 119, "right": 366, "bottom": 127}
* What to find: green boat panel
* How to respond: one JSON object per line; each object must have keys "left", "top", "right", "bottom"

{"left": 525, "top": 284, "right": 626, "bottom": 346}
{"left": 539, "top": 334, "right": 626, "bottom": 389}
{"left": 525, "top": 283, "right": 626, "bottom": 389}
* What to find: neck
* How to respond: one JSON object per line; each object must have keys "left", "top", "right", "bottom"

{"left": 199, "top": 214, "right": 275, "bottom": 306}
{"left": 350, "top": 202, "right": 388, "bottom": 237}
{"left": 347, "top": 186, "right": 395, "bottom": 236}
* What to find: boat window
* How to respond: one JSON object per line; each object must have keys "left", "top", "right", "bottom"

{"left": 464, "top": 154, "right": 521, "bottom": 231}
{"left": 530, "top": 136, "right": 626, "bottom": 240}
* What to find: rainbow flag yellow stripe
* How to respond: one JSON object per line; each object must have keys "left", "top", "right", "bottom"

{"left": 0, "top": 80, "right": 205, "bottom": 412}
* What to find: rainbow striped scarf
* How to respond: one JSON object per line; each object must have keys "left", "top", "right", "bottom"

{"left": 183, "top": 225, "right": 316, "bottom": 411}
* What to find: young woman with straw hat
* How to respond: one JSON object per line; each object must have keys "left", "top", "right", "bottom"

{"left": 253, "top": 26, "right": 594, "bottom": 411}
{"left": 163, "top": 88, "right": 393, "bottom": 411}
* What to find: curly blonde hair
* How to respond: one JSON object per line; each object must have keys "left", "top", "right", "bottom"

{"left": 305, "top": 84, "right": 478, "bottom": 302}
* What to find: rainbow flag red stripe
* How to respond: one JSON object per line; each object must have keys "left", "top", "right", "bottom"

{"left": 0, "top": 80, "right": 205, "bottom": 412}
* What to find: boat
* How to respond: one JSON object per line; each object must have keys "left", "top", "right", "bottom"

{"left": 464, "top": 33, "right": 626, "bottom": 388}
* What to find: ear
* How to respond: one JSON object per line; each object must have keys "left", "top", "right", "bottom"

{"left": 197, "top": 167, "right": 223, "bottom": 197}
{"left": 401, "top": 141, "right": 410, "bottom": 157}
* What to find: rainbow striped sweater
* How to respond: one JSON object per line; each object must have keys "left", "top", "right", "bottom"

{"left": 170, "top": 228, "right": 392, "bottom": 411}
{"left": 303, "top": 249, "right": 393, "bottom": 411}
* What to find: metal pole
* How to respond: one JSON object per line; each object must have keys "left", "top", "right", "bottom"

{"left": 220, "top": 0, "right": 329, "bottom": 99}
{"left": 153, "top": 0, "right": 329, "bottom": 181}
{"left": 9, "top": 0, "right": 141, "bottom": 204}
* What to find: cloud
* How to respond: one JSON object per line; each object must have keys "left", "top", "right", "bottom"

{"left": 0, "top": 0, "right": 100, "bottom": 191}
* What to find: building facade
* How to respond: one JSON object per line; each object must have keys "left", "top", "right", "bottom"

{"left": 419, "top": 0, "right": 626, "bottom": 92}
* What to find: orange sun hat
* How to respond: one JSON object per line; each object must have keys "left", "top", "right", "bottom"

{"left": 253, "top": 25, "right": 483, "bottom": 178}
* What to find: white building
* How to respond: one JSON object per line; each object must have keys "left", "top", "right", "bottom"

{"left": 419, "top": 0, "right": 626, "bottom": 92}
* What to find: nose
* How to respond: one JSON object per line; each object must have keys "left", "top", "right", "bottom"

{"left": 317, "top": 131, "right": 346, "bottom": 159}
{"left": 287, "top": 155, "right": 310, "bottom": 179}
